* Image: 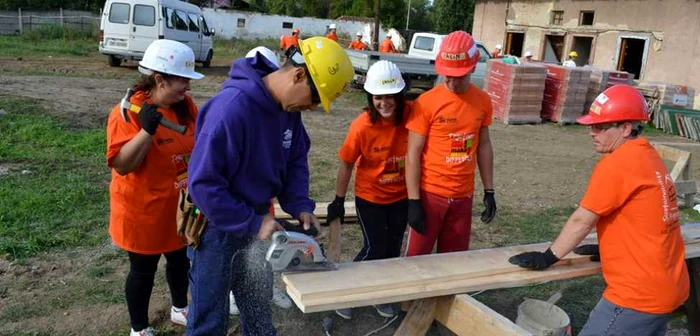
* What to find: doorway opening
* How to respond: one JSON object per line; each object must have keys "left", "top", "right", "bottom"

{"left": 542, "top": 34, "right": 565, "bottom": 63}
{"left": 505, "top": 32, "right": 524, "bottom": 57}
{"left": 571, "top": 36, "right": 594, "bottom": 66}
{"left": 617, "top": 37, "right": 646, "bottom": 79}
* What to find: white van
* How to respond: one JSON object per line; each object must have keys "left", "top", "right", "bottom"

{"left": 99, "top": 0, "right": 215, "bottom": 68}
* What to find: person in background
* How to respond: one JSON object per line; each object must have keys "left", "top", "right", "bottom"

{"left": 492, "top": 44, "right": 502, "bottom": 58}
{"left": 328, "top": 60, "right": 411, "bottom": 320}
{"left": 106, "top": 39, "right": 204, "bottom": 336}
{"left": 509, "top": 85, "right": 689, "bottom": 336}
{"left": 280, "top": 28, "right": 300, "bottom": 53}
{"left": 563, "top": 51, "right": 578, "bottom": 68}
{"left": 326, "top": 23, "right": 339, "bottom": 42}
{"left": 521, "top": 50, "right": 533, "bottom": 63}
{"left": 379, "top": 34, "right": 398, "bottom": 53}
{"left": 349, "top": 31, "right": 367, "bottom": 51}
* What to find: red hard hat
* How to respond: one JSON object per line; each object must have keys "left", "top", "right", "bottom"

{"left": 435, "top": 31, "right": 480, "bottom": 77}
{"left": 577, "top": 85, "right": 649, "bottom": 125}
{"left": 293, "top": 28, "right": 300, "bottom": 34}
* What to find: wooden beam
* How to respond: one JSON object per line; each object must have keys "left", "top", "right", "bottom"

{"left": 394, "top": 298, "right": 437, "bottom": 336}
{"left": 435, "top": 295, "right": 532, "bottom": 336}
{"left": 653, "top": 144, "right": 689, "bottom": 164}
{"left": 327, "top": 218, "right": 342, "bottom": 263}
{"left": 275, "top": 202, "right": 357, "bottom": 220}
{"left": 283, "top": 225, "right": 700, "bottom": 313}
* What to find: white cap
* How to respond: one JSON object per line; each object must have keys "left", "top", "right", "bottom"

{"left": 495, "top": 44, "right": 502, "bottom": 50}
{"left": 356, "top": 31, "right": 363, "bottom": 36}
{"left": 139, "top": 39, "right": 203, "bottom": 79}
{"left": 524, "top": 51, "right": 533, "bottom": 58}
{"left": 329, "top": 23, "right": 337, "bottom": 29}
{"left": 363, "top": 60, "right": 405, "bottom": 95}
{"left": 246, "top": 46, "right": 280, "bottom": 69}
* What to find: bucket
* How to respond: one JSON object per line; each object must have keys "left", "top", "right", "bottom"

{"left": 515, "top": 295, "right": 571, "bottom": 336}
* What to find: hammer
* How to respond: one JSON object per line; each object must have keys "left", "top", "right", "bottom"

{"left": 120, "top": 88, "right": 188, "bottom": 134}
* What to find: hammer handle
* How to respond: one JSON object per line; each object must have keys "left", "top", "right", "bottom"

{"left": 160, "top": 118, "right": 188, "bottom": 134}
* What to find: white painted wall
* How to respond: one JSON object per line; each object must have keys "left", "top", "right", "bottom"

{"left": 201, "top": 8, "right": 390, "bottom": 49}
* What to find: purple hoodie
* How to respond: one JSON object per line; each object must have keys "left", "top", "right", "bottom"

{"left": 188, "top": 54, "right": 315, "bottom": 237}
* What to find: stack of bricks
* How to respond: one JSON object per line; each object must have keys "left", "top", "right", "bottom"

{"left": 542, "top": 64, "right": 592, "bottom": 124}
{"left": 585, "top": 69, "right": 634, "bottom": 112}
{"left": 637, "top": 81, "right": 696, "bottom": 109}
{"left": 484, "top": 60, "right": 547, "bottom": 125}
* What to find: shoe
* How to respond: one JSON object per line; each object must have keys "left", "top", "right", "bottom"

{"left": 130, "top": 327, "right": 155, "bottom": 336}
{"left": 374, "top": 304, "right": 395, "bottom": 318}
{"left": 335, "top": 308, "right": 353, "bottom": 320}
{"left": 170, "top": 306, "right": 188, "bottom": 326}
{"left": 229, "top": 291, "right": 239, "bottom": 315}
{"left": 271, "top": 285, "right": 293, "bottom": 309}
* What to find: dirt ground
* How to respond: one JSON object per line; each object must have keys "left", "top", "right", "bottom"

{"left": 1, "top": 54, "right": 699, "bottom": 335}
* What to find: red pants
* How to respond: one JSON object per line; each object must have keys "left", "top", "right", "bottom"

{"left": 405, "top": 190, "right": 473, "bottom": 256}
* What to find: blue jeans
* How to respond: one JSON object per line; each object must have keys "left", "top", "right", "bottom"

{"left": 578, "top": 297, "right": 670, "bottom": 336}
{"left": 186, "top": 226, "right": 276, "bottom": 336}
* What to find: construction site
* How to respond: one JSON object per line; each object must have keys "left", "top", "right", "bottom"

{"left": 1, "top": 0, "right": 700, "bottom": 336}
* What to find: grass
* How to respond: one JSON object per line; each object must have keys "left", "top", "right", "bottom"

{"left": 0, "top": 97, "right": 109, "bottom": 259}
{"left": 0, "top": 24, "right": 98, "bottom": 58}
{"left": 213, "top": 37, "right": 280, "bottom": 62}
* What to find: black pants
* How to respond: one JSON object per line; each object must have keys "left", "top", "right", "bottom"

{"left": 126, "top": 248, "right": 190, "bottom": 331}
{"left": 354, "top": 196, "right": 408, "bottom": 262}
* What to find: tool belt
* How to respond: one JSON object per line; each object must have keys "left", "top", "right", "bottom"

{"left": 177, "top": 188, "right": 207, "bottom": 248}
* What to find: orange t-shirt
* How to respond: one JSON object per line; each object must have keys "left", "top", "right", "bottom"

{"left": 280, "top": 35, "right": 299, "bottom": 50}
{"left": 106, "top": 91, "right": 197, "bottom": 255}
{"left": 580, "top": 138, "right": 689, "bottom": 314}
{"left": 406, "top": 84, "right": 492, "bottom": 198}
{"left": 349, "top": 40, "right": 367, "bottom": 51}
{"left": 338, "top": 104, "right": 412, "bottom": 204}
{"left": 379, "top": 39, "right": 397, "bottom": 53}
{"left": 326, "top": 32, "right": 338, "bottom": 42}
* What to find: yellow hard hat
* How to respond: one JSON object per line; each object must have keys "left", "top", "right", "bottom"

{"left": 569, "top": 51, "right": 579, "bottom": 58}
{"left": 298, "top": 37, "right": 354, "bottom": 112}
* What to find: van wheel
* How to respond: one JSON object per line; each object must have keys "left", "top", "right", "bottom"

{"left": 202, "top": 50, "right": 213, "bottom": 68}
{"left": 108, "top": 55, "right": 121, "bottom": 67}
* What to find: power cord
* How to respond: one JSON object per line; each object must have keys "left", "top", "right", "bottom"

{"left": 363, "top": 315, "right": 399, "bottom": 336}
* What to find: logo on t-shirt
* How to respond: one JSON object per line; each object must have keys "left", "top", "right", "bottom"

{"left": 656, "top": 171, "right": 680, "bottom": 230}
{"left": 172, "top": 153, "right": 191, "bottom": 189}
{"left": 446, "top": 133, "right": 474, "bottom": 164}
{"left": 380, "top": 155, "right": 406, "bottom": 184}
{"left": 283, "top": 129, "right": 293, "bottom": 149}
{"left": 437, "top": 116, "right": 458, "bottom": 124}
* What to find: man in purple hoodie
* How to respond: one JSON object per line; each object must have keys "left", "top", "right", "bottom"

{"left": 186, "top": 37, "right": 354, "bottom": 336}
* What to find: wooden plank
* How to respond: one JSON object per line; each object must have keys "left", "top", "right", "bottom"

{"left": 394, "top": 298, "right": 438, "bottom": 336}
{"left": 275, "top": 202, "right": 358, "bottom": 220}
{"left": 288, "top": 242, "right": 700, "bottom": 313}
{"left": 671, "top": 153, "right": 690, "bottom": 182}
{"left": 435, "top": 294, "right": 532, "bottom": 336}
{"left": 327, "top": 218, "right": 342, "bottom": 263}
{"left": 283, "top": 239, "right": 597, "bottom": 304}
{"left": 653, "top": 143, "right": 690, "bottom": 163}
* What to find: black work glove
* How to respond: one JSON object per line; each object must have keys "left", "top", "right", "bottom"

{"left": 481, "top": 189, "right": 497, "bottom": 223}
{"left": 138, "top": 102, "right": 162, "bottom": 135}
{"left": 407, "top": 199, "right": 426, "bottom": 235}
{"left": 573, "top": 244, "right": 600, "bottom": 262}
{"left": 326, "top": 195, "right": 345, "bottom": 225}
{"left": 508, "top": 248, "right": 560, "bottom": 270}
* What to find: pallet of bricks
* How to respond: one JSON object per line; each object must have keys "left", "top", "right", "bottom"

{"left": 483, "top": 60, "right": 547, "bottom": 125}
{"left": 636, "top": 82, "right": 696, "bottom": 130}
{"left": 584, "top": 69, "right": 634, "bottom": 111}
{"left": 541, "top": 65, "right": 591, "bottom": 124}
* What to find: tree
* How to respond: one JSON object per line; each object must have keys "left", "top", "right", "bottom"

{"left": 267, "top": 0, "right": 303, "bottom": 17}
{"left": 432, "top": 0, "right": 475, "bottom": 34}
{"left": 406, "top": 0, "right": 433, "bottom": 31}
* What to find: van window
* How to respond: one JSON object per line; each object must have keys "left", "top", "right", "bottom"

{"left": 174, "top": 10, "right": 189, "bottom": 31}
{"left": 414, "top": 36, "right": 435, "bottom": 51}
{"left": 163, "top": 7, "right": 174, "bottom": 29}
{"left": 187, "top": 13, "right": 200, "bottom": 32}
{"left": 200, "top": 16, "right": 210, "bottom": 33}
{"left": 108, "top": 2, "right": 130, "bottom": 24}
{"left": 133, "top": 5, "right": 155, "bottom": 26}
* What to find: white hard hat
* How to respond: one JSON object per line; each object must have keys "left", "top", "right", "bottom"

{"left": 356, "top": 31, "right": 363, "bottom": 36}
{"left": 246, "top": 46, "right": 280, "bottom": 69}
{"left": 524, "top": 51, "right": 533, "bottom": 58}
{"left": 329, "top": 23, "right": 337, "bottom": 29}
{"left": 363, "top": 60, "right": 405, "bottom": 95}
{"left": 139, "top": 39, "right": 203, "bottom": 79}
{"left": 495, "top": 44, "right": 502, "bottom": 50}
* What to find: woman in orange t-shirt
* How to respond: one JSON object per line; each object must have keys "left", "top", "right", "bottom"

{"left": 106, "top": 40, "right": 203, "bottom": 336}
{"left": 328, "top": 60, "right": 410, "bottom": 320}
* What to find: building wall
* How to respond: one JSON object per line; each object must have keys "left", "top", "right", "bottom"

{"left": 202, "top": 8, "right": 389, "bottom": 48}
{"left": 473, "top": 0, "right": 700, "bottom": 107}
